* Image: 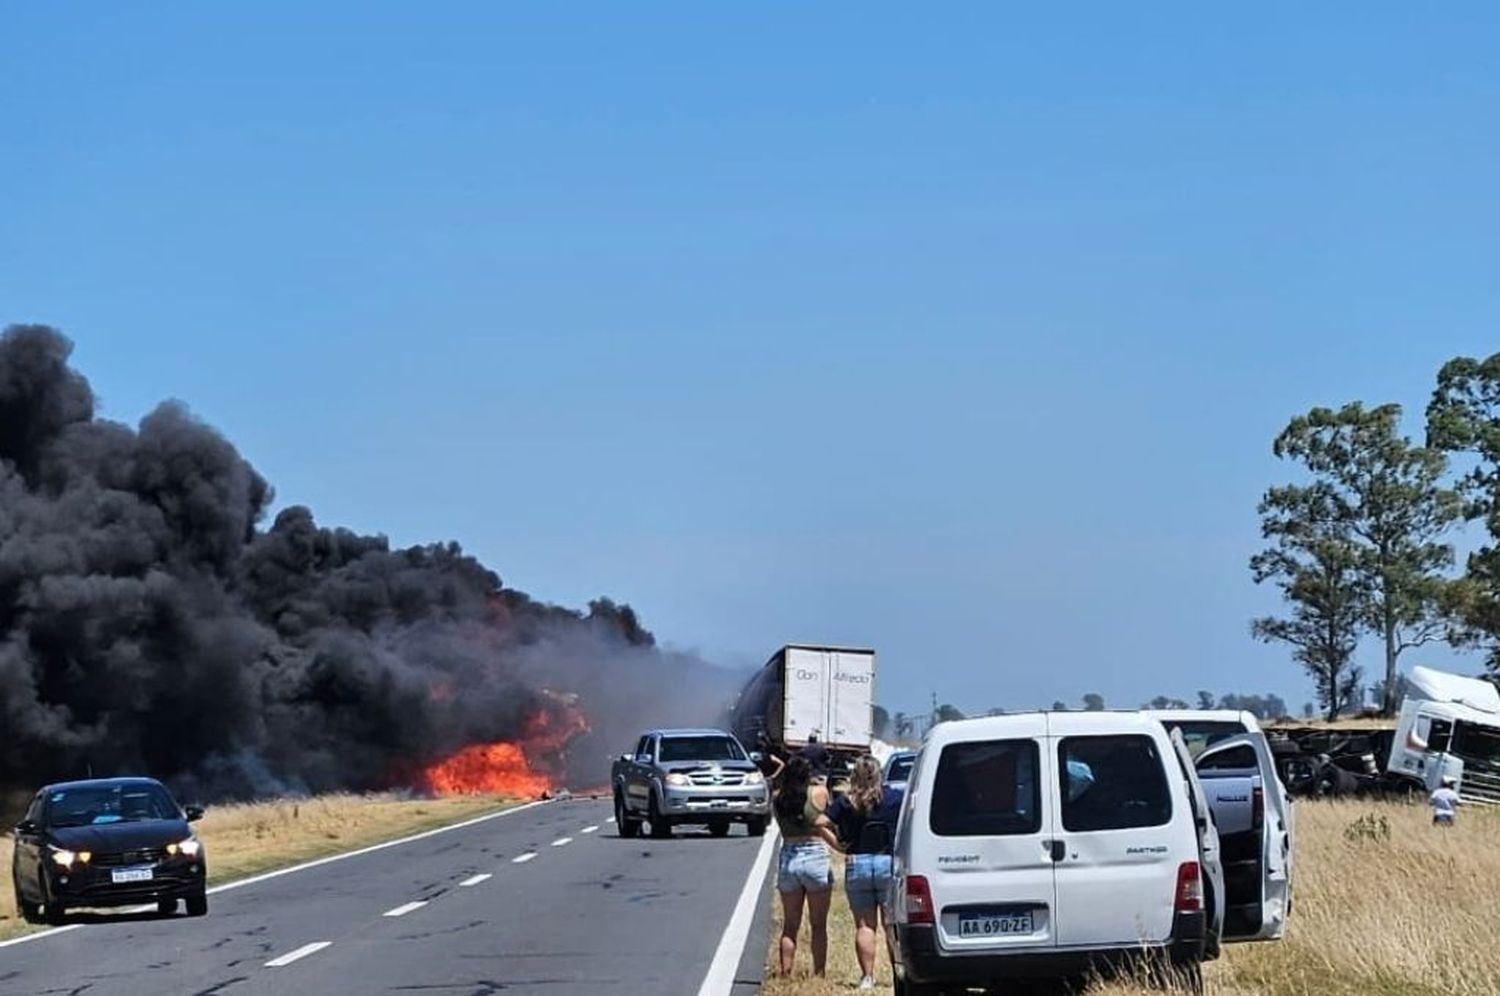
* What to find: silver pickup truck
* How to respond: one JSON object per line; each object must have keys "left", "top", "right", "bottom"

{"left": 611, "top": 728, "right": 770, "bottom": 839}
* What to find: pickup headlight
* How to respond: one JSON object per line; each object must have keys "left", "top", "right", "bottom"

{"left": 167, "top": 837, "right": 202, "bottom": 857}
{"left": 745, "top": 771, "right": 765, "bottom": 786}
{"left": 48, "top": 845, "right": 90, "bottom": 868}
{"left": 664, "top": 773, "right": 691, "bottom": 787}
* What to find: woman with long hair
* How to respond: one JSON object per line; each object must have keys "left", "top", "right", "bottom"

{"left": 818, "top": 754, "right": 904, "bottom": 990}
{"left": 773, "top": 754, "right": 832, "bottom": 977}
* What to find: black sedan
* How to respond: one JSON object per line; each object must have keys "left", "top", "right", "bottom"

{"left": 11, "top": 777, "right": 208, "bottom": 925}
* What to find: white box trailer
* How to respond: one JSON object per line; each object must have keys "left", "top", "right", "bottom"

{"left": 730, "top": 644, "right": 875, "bottom": 762}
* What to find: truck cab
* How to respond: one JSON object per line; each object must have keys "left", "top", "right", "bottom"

{"left": 1388, "top": 666, "right": 1500, "bottom": 804}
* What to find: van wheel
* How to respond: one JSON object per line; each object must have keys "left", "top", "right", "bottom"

{"left": 615, "top": 793, "right": 641, "bottom": 838}
{"left": 648, "top": 796, "right": 673, "bottom": 838}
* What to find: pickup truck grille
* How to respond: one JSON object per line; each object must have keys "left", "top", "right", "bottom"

{"left": 688, "top": 771, "right": 746, "bottom": 787}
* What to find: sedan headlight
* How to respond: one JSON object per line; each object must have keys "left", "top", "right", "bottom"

{"left": 167, "top": 837, "right": 202, "bottom": 857}
{"left": 48, "top": 845, "right": 90, "bottom": 868}
{"left": 745, "top": 770, "right": 765, "bottom": 786}
{"left": 664, "top": 773, "right": 691, "bottom": 787}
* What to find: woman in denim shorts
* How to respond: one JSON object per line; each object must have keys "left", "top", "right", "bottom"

{"left": 819, "top": 755, "right": 904, "bottom": 990}
{"left": 773, "top": 754, "right": 832, "bottom": 977}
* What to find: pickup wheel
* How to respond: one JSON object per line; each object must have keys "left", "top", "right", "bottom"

{"left": 708, "top": 819, "right": 730, "bottom": 838}
{"left": 746, "top": 816, "right": 768, "bottom": 837}
{"left": 615, "top": 793, "right": 641, "bottom": 839}
{"left": 648, "top": 794, "right": 673, "bottom": 839}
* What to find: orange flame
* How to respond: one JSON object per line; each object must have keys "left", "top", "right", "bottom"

{"left": 417, "top": 692, "right": 590, "bottom": 798}
{"left": 419, "top": 741, "right": 551, "bottom": 798}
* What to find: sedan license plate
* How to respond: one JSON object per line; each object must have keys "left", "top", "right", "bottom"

{"left": 958, "top": 911, "right": 1034, "bottom": 937}
{"left": 111, "top": 867, "right": 154, "bottom": 884}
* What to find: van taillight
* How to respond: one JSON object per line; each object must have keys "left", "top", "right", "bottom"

{"left": 904, "top": 875, "right": 935, "bottom": 925}
{"left": 1252, "top": 785, "right": 1265, "bottom": 831}
{"left": 1174, "top": 861, "right": 1202, "bottom": 914}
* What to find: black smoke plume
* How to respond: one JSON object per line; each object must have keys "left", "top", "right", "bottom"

{"left": 0, "top": 325, "right": 736, "bottom": 799}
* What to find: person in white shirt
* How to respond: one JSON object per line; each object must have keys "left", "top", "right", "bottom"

{"left": 1430, "top": 777, "right": 1460, "bottom": 827}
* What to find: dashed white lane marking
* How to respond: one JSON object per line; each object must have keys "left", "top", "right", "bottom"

{"left": 266, "top": 941, "right": 333, "bottom": 967}
{"left": 581, "top": 825, "right": 599, "bottom": 834}
{"left": 605, "top": 816, "right": 615, "bottom": 823}
{"left": 512, "top": 852, "right": 538, "bottom": 864}
{"left": 551, "top": 836, "right": 573, "bottom": 847}
{"left": 459, "top": 873, "right": 492, "bottom": 887}
{"left": 0, "top": 799, "right": 555, "bottom": 953}
{"left": 383, "top": 900, "right": 428, "bottom": 918}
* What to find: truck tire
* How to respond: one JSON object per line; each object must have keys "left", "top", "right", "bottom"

{"left": 615, "top": 792, "right": 641, "bottom": 838}
{"left": 746, "top": 816, "right": 768, "bottom": 837}
{"left": 648, "top": 795, "right": 673, "bottom": 839}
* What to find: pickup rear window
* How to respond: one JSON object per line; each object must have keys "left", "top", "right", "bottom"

{"left": 658, "top": 737, "right": 746, "bottom": 762}
{"left": 1197, "top": 744, "right": 1258, "bottom": 772}
{"left": 930, "top": 739, "right": 1041, "bottom": 837}
{"left": 1059, "top": 735, "right": 1172, "bottom": 832}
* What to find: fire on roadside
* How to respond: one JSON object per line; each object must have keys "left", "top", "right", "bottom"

{"left": 416, "top": 690, "right": 589, "bottom": 798}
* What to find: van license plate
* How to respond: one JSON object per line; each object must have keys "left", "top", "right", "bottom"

{"left": 958, "top": 911, "right": 1033, "bottom": 936}
{"left": 111, "top": 868, "right": 154, "bottom": 884}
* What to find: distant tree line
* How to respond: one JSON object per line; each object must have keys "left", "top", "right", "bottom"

{"left": 1251, "top": 353, "right": 1500, "bottom": 719}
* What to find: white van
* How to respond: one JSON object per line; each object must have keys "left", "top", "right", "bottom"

{"left": 891, "top": 712, "right": 1244, "bottom": 993}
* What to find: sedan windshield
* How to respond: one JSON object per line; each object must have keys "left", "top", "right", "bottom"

{"left": 659, "top": 737, "right": 745, "bottom": 763}
{"left": 45, "top": 785, "right": 180, "bottom": 828}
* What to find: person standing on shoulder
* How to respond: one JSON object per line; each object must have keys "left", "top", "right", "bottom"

{"left": 774, "top": 755, "right": 833, "bottom": 977}
{"left": 817, "top": 755, "right": 905, "bottom": 991}
{"left": 1431, "top": 777, "right": 1461, "bottom": 827}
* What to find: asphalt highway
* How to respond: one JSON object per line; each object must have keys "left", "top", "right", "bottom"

{"left": 0, "top": 798, "right": 775, "bottom": 996}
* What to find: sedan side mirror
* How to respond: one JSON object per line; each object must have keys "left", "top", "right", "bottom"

{"left": 15, "top": 819, "right": 36, "bottom": 835}
{"left": 185, "top": 806, "right": 205, "bottom": 823}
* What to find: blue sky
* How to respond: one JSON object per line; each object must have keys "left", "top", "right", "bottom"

{"left": 4, "top": 5, "right": 1498, "bottom": 716}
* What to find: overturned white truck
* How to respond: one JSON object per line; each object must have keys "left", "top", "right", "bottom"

{"left": 1387, "top": 666, "right": 1500, "bottom": 804}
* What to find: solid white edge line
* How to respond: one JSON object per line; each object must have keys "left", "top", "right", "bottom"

{"left": 550, "top": 837, "right": 573, "bottom": 847}
{"left": 458, "top": 873, "right": 492, "bottom": 887}
{"left": 265, "top": 940, "right": 332, "bottom": 967}
{"left": 0, "top": 798, "right": 553, "bottom": 950}
{"left": 512, "top": 852, "right": 538, "bottom": 864}
{"left": 694, "top": 826, "right": 780, "bottom": 996}
{"left": 382, "top": 900, "right": 428, "bottom": 918}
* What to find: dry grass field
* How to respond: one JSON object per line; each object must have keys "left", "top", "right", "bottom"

{"left": 1, "top": 792, "right": 516, "bottom": 942}
{"left": 765, "top": 799, "right": 1499, "bottom": 996}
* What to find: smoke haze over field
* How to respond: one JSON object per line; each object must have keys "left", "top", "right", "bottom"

{"left": 0, "top": 325, "right": 738, "bottom": 798}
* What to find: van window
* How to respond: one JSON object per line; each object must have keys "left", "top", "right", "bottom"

{"left": 929, "top": 739, "right": 1041, "bottom": 837}
{"left": 1059, "top": 736, "right": 1172, "bottom": 832}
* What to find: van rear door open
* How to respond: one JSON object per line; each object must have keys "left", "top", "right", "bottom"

{"left": 921, "top": 714, "right": 1058, "bottom": 954}
{"left": 1195, "top": 734, "right": 1291, "bottom": 941}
